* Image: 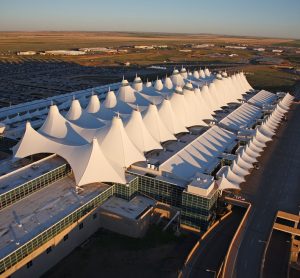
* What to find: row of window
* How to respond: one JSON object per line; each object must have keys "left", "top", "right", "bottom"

{"left": 0, "top": 185, "right": 113, "bottom": 274}
{"left": 0, "top": 164, "right": 70, "bottom": 210}
{"left": 26, "top": 213, "right": 97, "bottom": 270}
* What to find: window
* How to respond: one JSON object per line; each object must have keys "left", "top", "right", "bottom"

{"left": 27, "top": 261, "right": 33, "bottom": 268}
{"left": 46, "top": 246, "right": 52, "bottom": 254}
{"left": 79, "top": 223, "right": 83, "bottom": 230}
{"left": 63, "top": 234, "right": 69, "bottom": 241}
{"left": 93, "top": 213, "right": 97, "bottom": 220}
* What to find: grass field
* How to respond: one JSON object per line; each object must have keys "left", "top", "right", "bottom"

{"left": 0, "top": 31, "right": 295, "bottom": 53}
{"left": 0, "top": 31, "right": 299, "bottom": 94}
{"left": 243, "top": 65, "right": 298, "bottom": 91}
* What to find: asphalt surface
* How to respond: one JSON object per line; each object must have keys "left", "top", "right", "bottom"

{"left": 235, "top": 92, "right": 300, "bottom": 278}
{"left": 263, "top": 230, "right": 291, "bottom": 278}
{"left": 187, "top": 207, "right": 245, "bottom": 278}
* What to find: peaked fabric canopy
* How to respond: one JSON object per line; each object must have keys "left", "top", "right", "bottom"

{"left": 125, "top": 109, "right": 162, "bottom": 153}
{"left": 14, "top": 122, "right": 126, "bottom": 185}
{"left": 13, "top": 71, "right": 266, "bottom": 188}
{"left": 143, "top": 104, "right": 176, "bottom": 143}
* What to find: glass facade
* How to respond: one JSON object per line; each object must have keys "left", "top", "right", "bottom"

{"left": 114, "top": 177, "right": 139, "bottom": 201}
{"left": 181, "top": 190, "right": 219, "bottom": 230}
{"left": 0, "top": 169, "right": 219, "bottom": 274}
{"left": 0, "top": 164, "right": 71, "bottom": 210}
{"left": 126, "top": 170, "right": 219, "bottom": 230}
{"left": 0, "top": 185, "right": 114, "bottom": 274}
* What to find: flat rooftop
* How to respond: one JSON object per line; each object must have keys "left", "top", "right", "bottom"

{"left": 0, "top": 176, "right": 110, "bottom": 258}
{"left": 0, "top": 155, "right": 66, "bottom": 194}
{"left": 100, "top": 195, "right": 155, "bottom": 220}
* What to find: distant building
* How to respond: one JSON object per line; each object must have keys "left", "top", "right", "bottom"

{"left": 179, "top": 49, "right": 192, "bottom": 52}
{"left": 17, "top": 51, "right": 37, "bottom": 56}
{"left": 225, "top": 46, "right": 247, "bottom": 50}
{"left": 229, "top": 53, "right": 238, "bottom": 57}
{"left": 134, "top": 45, "right": 155, "bottom": 50}
{"left": 253, "top": 48, "right": 265, "bottom": 52}
{"left": 272, "top": 49, "right": 284, "bottom": 53}
{"left": 79, "top": 47, "right": 118, "bottom": 53}
{"left": 43, "top": 50, "right": 86, "bottom": 56}
{"left": 155, "top": 45, "right": 168, "bottom": 49}
{"left": 193, "top": 44, "right": 215, "bottom": 48}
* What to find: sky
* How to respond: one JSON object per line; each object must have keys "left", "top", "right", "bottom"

{"left": 0, "top": 0, "right": 300, "bottom": 39}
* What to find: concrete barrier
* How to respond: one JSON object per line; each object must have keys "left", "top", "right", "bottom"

{"left": 221, "top": 201, "right": 251, "bottom": 278}
{"left": 179, "top": 210, "right": 233, "bottom": 278}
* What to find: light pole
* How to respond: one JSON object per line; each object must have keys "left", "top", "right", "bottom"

{"left": 206, "top": 268, "right": 216, "bottom": 278}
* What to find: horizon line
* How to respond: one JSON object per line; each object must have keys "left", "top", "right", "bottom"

{"left": 0, "top": 30, "right": 298, "bottom": 40}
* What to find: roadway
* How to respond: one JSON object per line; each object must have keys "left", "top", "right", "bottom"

{"left": 234, "top": 91, "right": 300, "bottom": 278}
{"left": 263, "top": 230, "right": 291, "bottom": 278}
{"left": 186, "top": 206, "right": 245, "bottom": 278}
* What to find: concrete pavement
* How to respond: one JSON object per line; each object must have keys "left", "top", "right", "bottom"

{"left": 235, "top": 95, "right": 300, "bottom": 278}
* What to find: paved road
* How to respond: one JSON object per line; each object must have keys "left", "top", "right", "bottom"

{"left": 263, "top": 230, "right": 291, "bottom": 278}
{"left": 186, "top": 207, "right": 245, "bottom": 278}
{"left": 235, "top": 93, "right": 300, "bottom": 278}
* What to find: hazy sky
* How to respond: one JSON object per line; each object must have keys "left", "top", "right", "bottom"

{"left": 0, "top": 0, "right": 300, "bottom": 38}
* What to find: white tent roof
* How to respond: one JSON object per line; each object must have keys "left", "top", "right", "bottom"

{"left": 98, "top": 116, "right": 145, "bottom": 168}
{"left": 154, "top": 78, "right": 164, "bottom": 91}
{"left": 164, "top": 76, "right": 173, "bottom": 89}
{"left": 180, "top": 67, "right": 188, "bottom": 79}
{"left": 217, "top": 173, "right": 240, "bottom": 190}
{"left": 104, "top": 90, "right": 117, "bottom": 108}
{"left": 193, "top": 70, "right": 200, "bottom": 79}
{"left": 204, "top": 68, "right": 211, "bottom": 77}
{"left": 160, "top": 126, "right": 236, "bottom": 180}
{"left": 117, "top": 79, "right": 136, "bottom": 103}
{"left": 200, "top": 84, "right": 216, "bottom": 114}
{"left": 199, "top": 69, "right": 206, "bottom": 79}
{"left": 145, "top": 80, "right": 152, "bottom": 87}
{"left": 169, "top": 87, "right": 190, "bottom": 127}
{"left": 171, "top": 69, "right": 185, "bottom": 87}
{"left": 86, "top": 94, "right": 101, "bottom": 114}
{"left": 125, "top": 109, "right": 162, "bottom": 153}
{"left": 158, "top": 98, "right": 188, "bottom": 135}
{"left": 182, "top": 83, "right": 207, "bottom": 126}
{"left": 66, "top": 99, "right": 105, "bottom": 129}
{"left": 132, "top": 75, "right": 143, "bottom": 92}
{"left": 194, "top": 86, "right": 213, "bottom": 120}
{"left": 39, "top": 105, "right": 87, "bottom": 145}
{"left": 14, "top": 122, "right": 126, "bottom": 185}
{"left": 143, "top": 103, "right": 176, "bottom": 143}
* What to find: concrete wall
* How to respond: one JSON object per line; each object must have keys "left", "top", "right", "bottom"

{"left": 11, "top": 210, "right": 102, "bottom": 278}
{"left": 10, "top": 206, "right": 153, "bottom": 278}
{"left": 98, "top": 207, "right": 153, "bottom": 238}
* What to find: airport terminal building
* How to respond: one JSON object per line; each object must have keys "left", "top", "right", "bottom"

{"left": 0, "top": 68, "right": 294, "bottom": 277}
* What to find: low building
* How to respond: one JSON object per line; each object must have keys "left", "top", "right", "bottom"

{"left": 79, "top": 47, "right": 118, "bottom": 53}
{"left": 193, "top": 44, "right": 215, "bottom": 48}
{"left": 272, "top": 49, "right": 284, "bottom": 53}
{"left": 225, "top": 45, "right": 247, "bottom": 50}
{"left": 17, "top": 51, "right": 37, "bottom": 56}
{"left": 134, "top": 45, "right": 155, "bottom": 50}
{"left": 253, "top": 48, "right": 265, "bottom": 52}
{"left": 43, "top": 50, "right": 86, "bottom": 56}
